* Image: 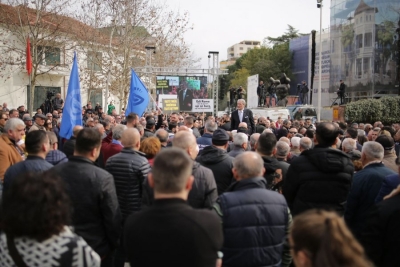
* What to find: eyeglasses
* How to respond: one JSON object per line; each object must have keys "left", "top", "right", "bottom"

{"left": 289, "top": 132, "right": 297, "bottom": 134}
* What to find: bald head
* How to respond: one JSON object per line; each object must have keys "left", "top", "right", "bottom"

{"left": 155, "top": 129, "right": 169, "bottom": 143}
{"left": 172, "top": 131, "right": 196, "bottom": 150}
{"left": 172, "top": 131, "right": 198, "bottom": 159}
{"left": 73, "top": 125, "right": 83, "bottom": 137}
{"left": 238, "top": 122, "right": 248, "bottom": 129}
{"left": 233, "top": 152, "right": 265, "bottom": 180}
{"left": 121, "top": 128, "right": 140, "bottom": 149}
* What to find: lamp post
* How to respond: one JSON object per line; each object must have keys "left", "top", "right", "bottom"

{"left": 317, "top": 0, "right": 323, "bottom": 122}
{"left": 145, "top": 46, "right": 156, "bottom": 110}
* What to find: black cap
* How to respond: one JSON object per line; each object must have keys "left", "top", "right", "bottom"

{"left": 212, "top": 129, "right": 229, "bottom": 146}
{"left": 375, "top": 135, "right": 394, "bottom": 150}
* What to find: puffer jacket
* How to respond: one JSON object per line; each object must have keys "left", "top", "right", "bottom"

{"left": 283, "top": 146, "right": 354, "bottom": 216}
{"left": 219, "top": 177, "right": 289, "bottom": 267}
{"left": 45, "top": 149, "right": 68, "bottom": 165}
{"left": 143, "top": 161, "right": 218, "bottom": 209}
{"left": 52, "top": 156, "right": 122, "bottom": 258}
{"left": 105, "top": 148, "right": 151, "bottom": 221}
{"left": 196, "top": 145, "right": 234, "bottom": 195}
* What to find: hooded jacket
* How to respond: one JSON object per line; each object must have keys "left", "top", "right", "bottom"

{"left": 196, "top": 145, "right": 234, "bottom": 195}
{"left": 283, "top": 146, "right": 354, "bottom": 216}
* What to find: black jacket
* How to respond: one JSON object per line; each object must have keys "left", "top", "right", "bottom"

{"left": 124, "top": 198, "right": 223, "bottom": 267}
{"left": 230, "top": 108, "right": 255, "bottom": 134}
{"left": 105, "top": 148, "right": 151, "bottom": 222}
{"left": 217, "top": 177, "right": 289, "bottom": 267}
{"left": 143, "top": 161, "right": 218, "bottom": 209}
{"left": 283, "top": 146, "right": 354, "bottom": 216}
{"left": 361, "top": 194, "right": 400, "bottom": 267}
{"left": 52, "top": 156, "right": 122, "bottom": 257}
{"left": 196, "top": 145, "right": 234, "bottom": 195}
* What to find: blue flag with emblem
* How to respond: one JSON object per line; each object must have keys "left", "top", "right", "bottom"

{"left": 59, "top": 52, "right": 82, "bottom": 139}
{"left": 125, "top": 69, "right": 149, "bottom": 116}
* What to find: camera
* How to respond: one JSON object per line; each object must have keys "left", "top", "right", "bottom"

{"left": 46, "top": 91, "right": 55, "bottom": 99}
{"left": 297, "top": 84, "right": 301, "bottom": 90}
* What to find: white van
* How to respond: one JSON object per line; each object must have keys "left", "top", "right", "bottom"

{"left": 251, "top": 108, "right": 290, "bottom": 122}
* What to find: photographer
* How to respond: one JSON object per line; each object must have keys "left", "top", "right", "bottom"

{"left": 229, "top": 87, "right": 237, "bottom": 107}
{"left": 299, "top": 81, "right": 309, "bottom": 104}
{"left": 337, "top": 79, "right": 346, "bottom": 105}
{"left": 257, "top": 80, "right": 266, "bottom": 107}
{"left": 267, "top": 84, "right": 277, "bottom": 108}
{"left": 52, "top": 93, "right": 64, "bottom": 110}
{"left": 237, "top": 86, "right": 246, "bottom": 100}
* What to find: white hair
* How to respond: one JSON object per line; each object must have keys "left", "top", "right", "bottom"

{"left": 276, "top": 141, "right": 290, "bottom": 157}
{"left": 362, "top": 141, "right": 384, "bottom": 161}
{"left": 262, "top": 128, "right": 273, "bottom": 134}
{"left": 112, "top": 124, "right": 127, "bottom": 140}
{"left": 300, "top": 137, "right": 312, "bottom": 150}
{"left": 237, "top": 99, "right": 246, "bottom": 105}
{"left": 291, "top": 136, "right": 300, "bottom": 147}
{"left": 342, "top": 138, "right": 356, "bottom": 152}
{"left": 233, "top": 132, "right": 248, "bottom": 146}
{"left": 4, "top": 118, "right": 24, "bottom": 132}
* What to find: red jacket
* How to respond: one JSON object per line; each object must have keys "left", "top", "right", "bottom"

{"left": 101, "top": 131, "right": 123, "bottom": 165}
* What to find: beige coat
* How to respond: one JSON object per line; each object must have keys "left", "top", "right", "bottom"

{"left": 0, "top": 134, "right": 23, "bottom": 180}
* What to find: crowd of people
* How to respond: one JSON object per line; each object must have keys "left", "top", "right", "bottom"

{"left": 0, "top": 98, "right": 399, "bottom": 267}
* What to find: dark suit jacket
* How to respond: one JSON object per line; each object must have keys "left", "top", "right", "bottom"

{"left": 178, "top": 89, "right": 193, "bottom": 111}
{"left": 124, "top": 198, "right": 223, "bottom": 267}
{"left": 230, "top": 108, "right": 255, "bottom": 134}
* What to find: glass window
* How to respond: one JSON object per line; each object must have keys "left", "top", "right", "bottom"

{"left": 87, "top": 51, "right": 102, "bottom": 71}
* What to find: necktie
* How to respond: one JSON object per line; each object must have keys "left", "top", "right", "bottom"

{"left": 239, "top": 110, "right": 243, "bottom": 122}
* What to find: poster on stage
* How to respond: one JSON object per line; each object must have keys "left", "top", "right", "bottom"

{"left": 156, "top": 76, "right": 208, "bottom": 112}
{"left": 192, "top": 99, "right": 213, "bottom": 112}
{"left": 158, "top": 94, "right": 177, "bottom": 110}
{"left": 162, "top": 99, "right": 180, "bottom": 112}
{"left": 247, "top": 74, "right": 258, "bottom": 109}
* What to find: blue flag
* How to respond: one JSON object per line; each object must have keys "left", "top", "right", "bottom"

{"left": 125, "top": 69, "right": 149, "bottom": 116}
{"left": 60, "top": 52, "right": 82, "bottom": 139}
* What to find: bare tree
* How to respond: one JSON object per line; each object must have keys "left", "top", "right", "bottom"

{"left": 77, "top": 0, "right": 198, "bottom": 111}
{"left": 0, "top": 0, "right": 80, "bottom": 112}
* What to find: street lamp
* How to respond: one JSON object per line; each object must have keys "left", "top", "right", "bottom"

{"left": 317, "top": 0, "right": 323, "bottom": 122}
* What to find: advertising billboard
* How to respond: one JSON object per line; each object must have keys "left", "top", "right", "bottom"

{"left": 156, "top": 76, "right": 208, "bottom": 112}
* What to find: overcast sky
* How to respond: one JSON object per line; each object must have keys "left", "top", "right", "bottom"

{"left": 166, "top": 0, "right": 331, "bottom": 69}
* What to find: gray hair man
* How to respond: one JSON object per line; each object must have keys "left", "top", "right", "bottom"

{"left": 102, "top": 124, "right": 127, "bottom": 165}
{"left": 230, "top": 99, "right": 255, "bottom": 135}
{"left": 275, "top": 140, "right": 291, "bottom": 184}
{"left": 299, "top": 137, "right": 312, "bottom": 152}
{"left": 228, "top": 132, "right": 248, "bottom": 158}
{"left": 345, "top": 141, "right": 396, "bottom": 239}
{"left": 249, "top": 133, "right": 260, "bottom": 151}
{"left": 143, "top": 131, "right": 218, "bottom": 209}
{"left": 155, "top": 128, "right": 169, "bottom": 148}
{"left": 0, "top": 118, "right": 25, "bottom": 180}
{"left": 4, "top": 130, "right": 53, "bottom": 191}
{"left": 213, "top": 152, "right": 291, "bottom": 267}
{"left": 197, "top": 120, "right": 218, "bottom": 151}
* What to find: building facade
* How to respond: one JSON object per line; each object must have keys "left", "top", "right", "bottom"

{"left": 227, "top": 40, "right": 261, "bottom": 61}
{"left": 290, "top": 0, "right": 400, "bottom": 107}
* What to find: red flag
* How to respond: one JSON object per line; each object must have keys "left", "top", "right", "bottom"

{"left": 26, "top": 37, "right": 32, "bottom": 75}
